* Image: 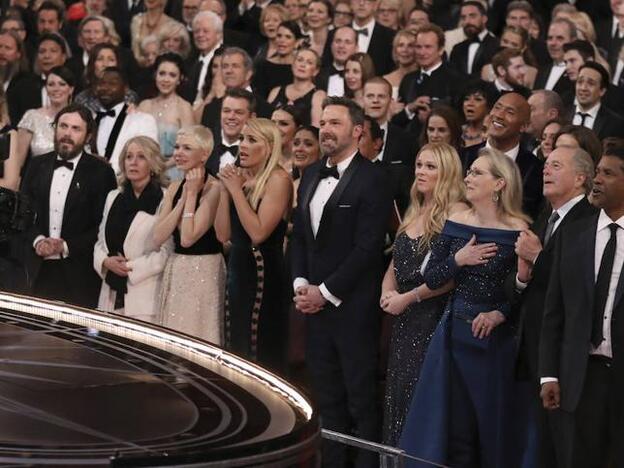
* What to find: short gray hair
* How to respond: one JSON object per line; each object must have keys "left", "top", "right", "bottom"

{"left": 570, "top": 147, "right": 594, "bottom": 194}
{"left": 192, "top": 10, "right": 223, "bottom": 34}
{"left": 222, "top": 46, "right": 253, "bottom": 72}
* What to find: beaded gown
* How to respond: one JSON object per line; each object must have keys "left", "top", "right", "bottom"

{"left": 226, "top": 202, "right": 288, "bottom": 373}
{"left": 383, "top": 232, "right": 447, "bottom": 446}
{"left": 159, "top": 179, "right": 226, "bottom": 344}
{"left": 399, "top": 220, "right": 531, "bottom": 468}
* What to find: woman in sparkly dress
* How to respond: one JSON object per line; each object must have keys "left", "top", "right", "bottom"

{"left": 153, "top": 125, "right": 225, "bottom": 344}
{"left": 216, "top": 118, "right": 292, "bottom": 373}
{"left": 380, "top": 143, "right": 467, "bottom": 446}
{"left": 399, "top": 148, "right": 531, "bottom": 467}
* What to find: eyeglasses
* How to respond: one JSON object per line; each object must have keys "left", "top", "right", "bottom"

{"left": 1, "top": 27, "right": 24, "bottom": 33}
{"left": 466, "top": 168, "right": 492, "bottom": 177}
{"left": 334, "top": 11, "right": 354, "bottom": 16}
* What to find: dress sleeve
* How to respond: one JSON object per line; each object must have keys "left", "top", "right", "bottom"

{"left": 17, "top": 110, "right": 36, "bottom": 133}
{"left": 423, "top": 233, "right": 461, "bottom": 289}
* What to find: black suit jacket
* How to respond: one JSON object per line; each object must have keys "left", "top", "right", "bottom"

{"left": 510, "top": 198, "right": 597, "bottom": 380}
{"left": 593, "top": 104, "right": 624, "bottom": 140}
{"left": 6, "top": 72, "right": 42, "bottom": 126}
{"left": 449, "top": 32, "right": 499, "bottom": 78}
{"left": 19, "top": 152, "right": 117, "bottom": 307}
{"left": 199, "top": 93, "right": 274, "bottom": 136}
{"left": 461, "top": 142, "right": 544, "bottom": 219}
{"left": 361, "top": 22, "right": 396, "bottom": 76}
{"left": 539, "top": 211, "right": 624, "bottom": 412}
{"left": 534, "top": 63, "right": 574, "bottom": 103}
{"left": 291, "top": 154, "right": 392, "bottom": 318}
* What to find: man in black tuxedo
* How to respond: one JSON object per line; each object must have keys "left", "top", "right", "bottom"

{"left": 596, "top": 1, "right": 624, "bottom": 71}
{"left": 490, "top": 48, "right": 531, "bottom": 98}
{"left": 505, "top": 1, "right": 550, "bottom": 66}
{"left": 569, "top": 62, "right": 624, "bottom": 140}
{"left": 292, "top": 97, "right": 391, "bottom": 467}
{"left": 350, "top": 0, "right": 395, "bottom": 75}
{"left": 394, "top": 24, "right": 463, "bottom": 130}
{"left": 526, "top": 90, "right": 565, "bottom": 153}
{"left": 207, "top": 88, "right": 255, "bottom": 176}
{"left": 0, "top": 31, "right": 41, "bottom": 126}
{"left": 199, "top": 0, "right": 256, "bottom": 56}
{"left": 316, "top": 26, "right": 358, "bottom": 96}
{"left": 449, "top": 1, "right": 499, "bottom": 78}
{"left": 540, "top": 146, "right": 624, "bottom": 468}
{"left": 20, "top": 104, "right": 116, "bottom": 308}
{"left": 510, "top": 146, "right": 596, "bottom": 467}
{"left": 534, "top": 17, "right": 576, "bottom": 99}
{"left": 200, "top": 47, "right": 273, "bottom": 132}
{"left": 461, "top": 92, "right": 544, "bottom": 218}
{"left": 109, "top": 0, "right": 144, "bottom": 48}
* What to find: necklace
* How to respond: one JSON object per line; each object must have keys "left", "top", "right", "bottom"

{"left": 155, "top": 96, "right": 175, "bottom": 118}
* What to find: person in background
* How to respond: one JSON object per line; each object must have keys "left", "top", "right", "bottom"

{"left": 253, "top": 4, "right": 288, "bottom": 64}
{"left": 344, "top": 52, "right": 375, "bottom": 108}
{"left": 158, "top": 20, "right": 192, "bottom": 59}
{"left": 271, "top": 105, "right": 303, "bottom": 173}
{"left": 333, "top": 0, "right": 353, "bottom": 29}
{"left": 461, "top": 80, "right": 496, "bottom": 148}
{"left": 192, "top": 47, "right": 225, "bottom": 122}
{"left": 383, "top": 29, "right": 417, "bottom": 102}
{"left": 553, "top": 124, "right": 603, "bottom": 164}
{"left": 94, "top": 136, "right": 173, "bottom": 322}
{"left": 138, "top": 53, "right": 194, "bottom": 181}
{"left": 381, "top": 142, "right": 467, "bottom": 446}
{"left": 216, "top": 118, "right": 292, "bottom": 372}
{"left": 536, "top": 119, "right": 562, "bottom": 161}
{"left": 305, "top": 0, "right": 332, "bottom": 59}
{"left": 17, "top": 65, "right": 74, "bottom": 161}
{"left": 419, "top": 105, "right": 463, "bottom": 150}
{"left": 376, "top": 0, "right": 402, "bottom": 31}
{"left": 154, "top": 125, "right": 225, "bottom": 344}
{"left": 33, "top": 33, "right": 68, "bottom": 96}
{"left": 130, "top": 0, "right": 182, "bottom": 61}
{"left": 291, "top": 124, "right": 320, "bottom": 196}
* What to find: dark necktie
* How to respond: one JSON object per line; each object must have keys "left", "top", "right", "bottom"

{"left": 543, "top": 210, "right": 560, "bottom": 245}
{"left": 592, "top": 223, "right": 619, "bottom": 348}
{"left": 355, "top": 28, "right": 369, "bottom": 36}
{"left": 96, "top": 109, "right": 116, "bottom": 123}
{"left": 319, "top": 165, "right": 339, "bottom": 179}
{"left": 54, "top": 159, "right": 74, "bottom": 171}
{"left": 415, "top": 71, "right": 429, "bottom": 86}
{"left": 577, "top": 111, "right": 590, "bottom": 127}
{"left": 469, "top": 36, "right": 482, "bottom": 44}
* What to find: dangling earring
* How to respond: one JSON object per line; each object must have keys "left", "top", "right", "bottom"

{"left": 492, "top": 191, "right": 500, "bottom": 203}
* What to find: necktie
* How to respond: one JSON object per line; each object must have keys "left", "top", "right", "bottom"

{"left": 96, "top": 109, "right": 116, "bottom": 123}
{"left": 415, "top": 71, "right": 429, "bottom": 86}
{"left": 319, "top": 165, "right": 339, "bottom": 179}
{"left": 54, "top": 159, "right": 74, "bottom": 171}
{"left": 592, "top": 223, "right": 619, "bottom": 348}
{"left": 543, "top": 210, "right": 560, "bottom": 245}
{"left": 469, "top": 36, "right": 481, "bottom": 44}
{"left": 355, "top": 28, "right": 369, "bottom": 36}
{"left": 577, "top": 112, "right": 590, "bottom": 127}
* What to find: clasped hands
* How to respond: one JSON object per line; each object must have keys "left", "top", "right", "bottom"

{"left": 379, "top": 290, "right": 410, "bottom": 315}
{"left": 218, "top": 164, "right": 249, "bottom": 193}
{"left": 294, "top": 285, "right": 326, "bottom": 314}
{"left": 103, "top": 255, "right": 132, "bottom": 277}
{"left": 35, "top": 238, "right": 65, "bottom": 257}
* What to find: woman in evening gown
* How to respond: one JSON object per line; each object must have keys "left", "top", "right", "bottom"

{"left": 153, "top": 125, "right": 225, "bottom": 344}
{"left": 216, "top": 118, "right": 292, "bottom": 373}
{"left": 381, "top": 143, "right": 467, "bottom": 446}
{"left": 399, "top": 147, "right": 532, "bottom": 467}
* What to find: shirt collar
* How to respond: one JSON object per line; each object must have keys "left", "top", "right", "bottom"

{"left": 576, "top": 101, "right": 601, "bottom": 118}
{"left": 485, "top": 140, "right": 520, "bottom": 161}
{"left": 553, "top": 194, "right": 585, "bottom": 218}
{"left": 57, "top": 152, "right": 83, "bottom": 166}
{"left": 477, "top": 29, "right": 489, "bottom": 41}
{"left": 494, "top": 78, "right": 513, "bottom": 91}
{"left": 328, "top": 150, "right": 357, "bottom": 176}
{"left": 422, "top": 60, "right": 443, "bottom": 76}
{"left": 598, "top": 209, "right": 624, "bottom": 231}
{"left": 220, "top": 130, "right": 239, "bottom": 147}
{"left": 352, "top": 18, "right": 375, "bottom": 34}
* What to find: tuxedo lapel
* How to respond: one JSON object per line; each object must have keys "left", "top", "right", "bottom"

{"left": 104, "top": 105, "right": 128, "bottom": 160}
{"left": 301, "top": 166, "right": 322, "bottom": 241}
{"left": 593, "top": 107, "right": 606, "bottom": 138}
{"left": 61, "top": 156, "right": 88, "bottom": 235}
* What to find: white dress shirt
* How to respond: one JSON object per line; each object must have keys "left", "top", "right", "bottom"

{"left": 327, "top": 64, "right": 345, "bottom": 97}
{"left": 613, "top": 59, "right": 624, "bottom": 86}
{"left": 96, "top": 102, "right": 126, "bottom": 156}
{"left": 485, "top": 140, "right": 520, "bottom": 161}
{"left": 219, "top": 130, "right": 239, "bottom": 170}
{"left": 34, "top": 153, "right": 83, "bottom": 259}
{"left": 353, "top": 18, "right": 375, "bottom": 54}
{"left": 612, "top": 16, "right": 624, "bottom": 40}
{"left": 293, "top": 151, "right": 357, "bottom": 306}
{"left": 544, "top": 62, "right": 566, "bottom": 91}
{"left": 572, "top": 102, "right": 600, "bottom": 130}
{"left": 196, "top": 43, "right": 222, "bottom": 100}
{"left": 40, "top": 74, "right": 49, "bottom": 108}
{"left": 467, "top": 30, "right": 489, "bottom": 75}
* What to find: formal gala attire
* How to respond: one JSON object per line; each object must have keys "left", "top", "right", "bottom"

{"left": 94, "top": 184, "right": 174, "bottom": 323}
{"left": 291, "top": 154, "right": 392, "bottom": 467}
{"left": 20, "top": 152, "right": 117, "bottom": 308}
{"left": 400, "top": 220, "right": 530, "bottom": 468}
{"left": 226, "top": 196, "right": 288, "bottom": 372}
{"left": 539, "top": 210, "right": 624, "bottom": 468}
{"left": 159, "top": 178, "right": 226, "bottom": 344}
{"left": 382, "top": 232, "right": 447, "bottom": 446}
{"left": 17, "top": 110, "right": 55, "bottom": 157}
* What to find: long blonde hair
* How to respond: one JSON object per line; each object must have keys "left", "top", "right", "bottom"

{"left": 476, "top": 147, "right": 532, "bottom": 224}
{"left": 244, "top": 118, "right": 283, "bottom": 210}
{"left": 398, "top": 142, "right": 465, "bottom": 252}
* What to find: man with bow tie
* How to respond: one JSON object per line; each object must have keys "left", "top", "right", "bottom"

{"left": 291, "top": 96, "right": 392, "bottom": 467}
{"left": 93, "top": 67, "right": 158, "bottom": 174}
{"left": 349, "top": 0, "right": 395, "bottom": 75}
{"left": 20, "top": 104, "right": 116, "bottom": 308}
{"left": 449, "top": 1, "right": 499, "bottom": 78}
{"left": 317, "top": 26, "right": 359, "bottom": 96}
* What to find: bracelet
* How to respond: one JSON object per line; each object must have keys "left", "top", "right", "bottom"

{"left": 413, "top": 287, "right": 422, "bottom": 303}
{"left": 182, "top": 212, "right": 195, "bottom": 218}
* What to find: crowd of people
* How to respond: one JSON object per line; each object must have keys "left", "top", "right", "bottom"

{"left": 0, "top": 0, "right": 623, "bottom": 467}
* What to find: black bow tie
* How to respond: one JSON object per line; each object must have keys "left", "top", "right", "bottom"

{"left": 54, "top": 159, "right": 74, "bottom": 171}
{"left": 218, "top": 143, "right": 239, "bottom": 155}
{"left": 96, "top": 109, "right": 116, "bottom": 122}
{"left": 355, "top": 28, "right": 369, "bottom": 36}
{"left": 469, "top": 35, "right": 482, "bottom": 44}
{"left": 319, "top": 165, "right": 339, "bottom": 179}
{"left": 330, "top": 66, "right": 345, "bottom": 77}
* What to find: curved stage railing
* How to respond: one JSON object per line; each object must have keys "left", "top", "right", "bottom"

{"left": 0, "top": 292, "right": 319, "bottom": 466}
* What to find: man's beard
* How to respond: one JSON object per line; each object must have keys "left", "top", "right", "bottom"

{"left": 54, "top": 138, "right": 84, "bottom": 160}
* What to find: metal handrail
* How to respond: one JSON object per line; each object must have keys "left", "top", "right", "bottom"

{"left": 321, "top": 429, "right": 450, "bottom": 468}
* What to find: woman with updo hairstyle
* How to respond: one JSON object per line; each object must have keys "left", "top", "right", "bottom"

{"left": 75, "top": 43, "right": 139, "bottom": 113}
{"left": 154, "top": 125, "right": 225, "bottom": 344}
{"left": 401, "top": 147, "right": 531, "bottom": 466}
{"left": 216, "top": 118, "right": 293, "bottom": 372}
{"left": 419, "top": 104, "right": 463, "bottom": 150}
{"left": 94, "top": 136, "right": 172, "bottom": 322}
{"left": 291, "top": 124, "right": 320, "bottom": 192}
{"left": 344, "top": 52, "right": 375, "bottom": 107}
{"left": 381, "top": 142, "right": 467, "bottom": 446}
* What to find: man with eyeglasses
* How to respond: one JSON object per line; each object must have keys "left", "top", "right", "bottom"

{"left": 0, "top": 18, "right": 32, "bottom": 62}
{"left": 349, "top": 0, "right": 395, "bottom": 75}
{"left": 317, "top": 26, "right": 358, "bottom": 96}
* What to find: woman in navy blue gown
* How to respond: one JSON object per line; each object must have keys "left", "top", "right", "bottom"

{"left": 399, "top": 147, "right": 532, "bottom": 468}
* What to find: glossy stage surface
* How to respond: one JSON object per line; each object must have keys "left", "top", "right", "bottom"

{"left": 0, "top": 293, "right": 319, "bottom": 466}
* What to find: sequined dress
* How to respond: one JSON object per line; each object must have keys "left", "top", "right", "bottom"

{"left": 399, "top": 220, "right": 530, "bottom": 468}
{"left": 159, "top": 180, "right": 225, "bottom": 344}
{"left": 383, "top": 232, "right": 447, "bottom": 446}
{"left": 18, "top": 110, "right": 54, "bottom": 156}
{"left": 226, "top": 203, "right": 287, "bottom": 373}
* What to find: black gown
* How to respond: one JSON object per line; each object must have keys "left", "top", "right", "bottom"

{"left": 382, "top": 232, "right": 447, "bottom": 446}
{"left": 225, "top": 202, "right": 288, "bottom": 373}
{"left": 251, "top": 60, "right": 293, "bottom": 98}
{"left": 270, "top": 85, "right": 316, "bottom": 126}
